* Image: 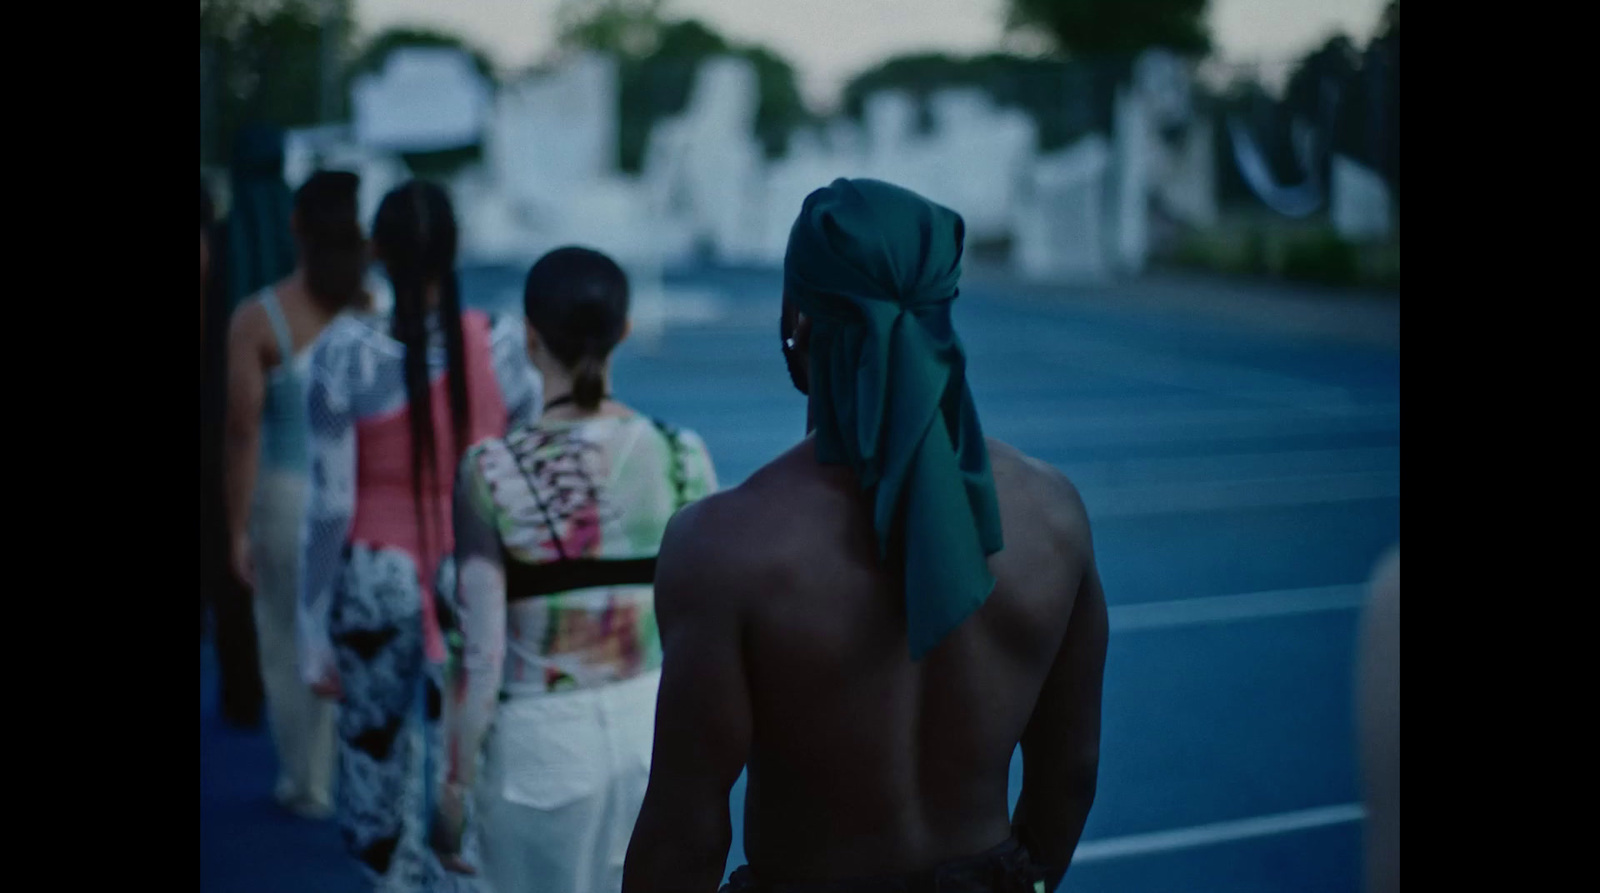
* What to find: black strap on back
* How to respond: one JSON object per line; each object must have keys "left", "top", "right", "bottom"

{"left": 500, "top": 417, "right": 691, "bottom": 603}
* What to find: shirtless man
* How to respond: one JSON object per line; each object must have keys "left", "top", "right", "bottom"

{"left": 624, "top": 179, "right": 1108, "bottom": 892}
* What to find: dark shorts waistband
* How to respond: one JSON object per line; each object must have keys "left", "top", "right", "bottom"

{"left": 720, "top": 837, "right": 1043, "bottom": 893}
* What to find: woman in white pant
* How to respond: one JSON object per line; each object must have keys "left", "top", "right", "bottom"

{"left": 225, "top": 170, "right": 371, "bottom": 817}
{"left": 429, "top": 247, "right": 717, "bottom": 892}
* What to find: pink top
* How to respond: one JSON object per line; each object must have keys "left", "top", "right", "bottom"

{"left": 298, "top": 308, "right": 544, "bottom": 683}
{"left": 346, "top": 312, "right": 508, "bottom": 663}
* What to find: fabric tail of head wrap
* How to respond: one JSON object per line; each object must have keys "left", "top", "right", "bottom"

{"left": 784, "top": 178, "right": 1004, "bottom": 660}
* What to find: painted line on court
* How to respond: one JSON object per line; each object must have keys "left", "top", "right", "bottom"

{"left": 1057, "top": 446, "right": 1398, "bottom": 488}
{"left": 1109, "top": 585, "right": 1367, "bottom": 632}
{"left": 1073, "top": 803, "right": 1366, "bottom": 863}
{"left": 1085, "top": 470, "right": 1399, "bottom": 517}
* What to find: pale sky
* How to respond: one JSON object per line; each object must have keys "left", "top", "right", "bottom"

{"left": 354, "top": 0, "right": 1388, "bottom": 109}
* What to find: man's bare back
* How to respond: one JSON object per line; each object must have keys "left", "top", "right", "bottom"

{"left": 624, "top": 436, "right": 1107, "bottom": 890}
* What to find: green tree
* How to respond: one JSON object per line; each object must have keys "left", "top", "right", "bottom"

{"left": 200, "top": 0, "right": 356, "bottom": 165}
{"left": 556, "top": 0, "right": 668, "bottom": 58}
{"left": 842, "top": 52, "right": 1112, "bottom": 152}
{"left": 1365, "top": 1, "right": 1399, "bottom": 202}
{"left": 1005, "top": 0, "right": 1212, "bottom": 58}
{"left": 558, "top": 2, "right": 811, "bottom": 171}
{"left": 1278, "top": 34, "right": 1366, "bottom": 191}
{"left": 349, "top": 27, "right": 497, "bottom": 84}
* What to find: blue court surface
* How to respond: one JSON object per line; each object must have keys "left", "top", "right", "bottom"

{"left": 201, "top": 263, "right": 1399, "bottom": 892}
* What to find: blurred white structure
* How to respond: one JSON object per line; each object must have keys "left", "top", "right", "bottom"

{"left": 292, "top": 46, "right": 1225, "bottom": 294}
{"left": 1330, "top": 154, "right": 1393, "bottom": 242}
{"left": 916, "top": 90, "right": 1038, "bottom": 243}
{"left": 1111, "top": 87, "right": 1152, "bottom": 275}
{"left": 1152, "top": 116, "right": 1218, "bottom": 229}
{"left": 1007, "top": 50, "right": 1218, "bottom": 283}
{"left": 643, "top": 57, "right": 768, "bottom": 265}
{"left": 1134, "top": 49, "right": 1194, "bottom": 132}
{"left": 488, "top": 54, "right": 618, "bottom": 211}
{"left": 759, "top": 128, "right": 861, "bottom": 263}
{"left": 1013, "top": 136, "right": 1112, "bottom": 282}
{"left": 283, "top": 125, "right": 350, "bottom": 191}
{"left": 352, "top": 48, "right": 492, "bottom": 152}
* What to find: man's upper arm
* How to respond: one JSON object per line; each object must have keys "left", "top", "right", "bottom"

{"left": 1015, "top": 473, "right": 1110, "bottom": 863}
{"left": 625, "top": 496, "right": 754, "bottom": 887}
{"left": 650, "top": 496, "right": 752, "bottom": 796}
{"left": 1023, "top": 556, "right": 1108, "bottom": 780}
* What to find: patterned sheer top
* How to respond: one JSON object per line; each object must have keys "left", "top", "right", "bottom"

{"left": 442, "top": 412, "right": 717, "bottom": 788}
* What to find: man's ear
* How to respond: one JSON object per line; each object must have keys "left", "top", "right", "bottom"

{"left": 793, "top": 312, "right": 813, "bottom": 353}
{"left": 782, "top": 311, "right": 812, "bottom": 397}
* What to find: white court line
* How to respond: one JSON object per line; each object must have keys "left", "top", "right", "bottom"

{"left": 1109, "top": 585, "right": 1367, "bottom": 632}
{"left": 1057, "top": 446, "right": 1398, "bottom": 488}
{"left": 990, "top": 401, "right": 1399, "bottom": 441}
{"left": 1073, "top": 803, "right": 1366, "bottom": 863}
{"left": 1085, "top": 470, "right": 1399, "bottom": 517}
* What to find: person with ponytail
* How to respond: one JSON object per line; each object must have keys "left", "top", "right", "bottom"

{"left": 297, "top": 180, "right": 542, "bottom": 893}
{"left": 224, "top": 169, "right": 373, "bottom": 818}
{"left": 425, "top": 246, "right": 717, "bottom": 892}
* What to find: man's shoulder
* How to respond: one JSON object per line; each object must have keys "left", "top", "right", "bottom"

{"left": 655, "top": 444, "right": 814, "bottom": 600}
{"left": 986, "top": 438, "right": 1093, "bottom": 549}
{"left": 661, "top": 475, "right": 782, "bottom": 569}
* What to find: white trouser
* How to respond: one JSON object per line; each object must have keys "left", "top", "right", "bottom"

{"left": 250, "top": 470, "right": 337, "bottom": 811}
{"left": 475, "top": 670, "right": 660, "bottom": 893}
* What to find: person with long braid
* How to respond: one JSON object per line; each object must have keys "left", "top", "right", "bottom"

{"left": 425, "top": 247, "right": 717, "bottom": 892}
{"left": 298, "top": 180, "right": 543, "bottom": 892}
{"left": 225, "top": 170, "right": 373, "bottom": 819}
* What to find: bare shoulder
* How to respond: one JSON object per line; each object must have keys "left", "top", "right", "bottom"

{"left": 653, "top": 489, "right": 759, "bottom": 625}
{"left": 226, "top": 296, "right": 270, "bottom": 344}
{"left": 986, "top": 438, "right": 1093, "bottom": 553}
{"left": 654, "top": 441, "right": 813, "bottom": 620}
{"left": 657, "top": 471, "right": 785, "bottom": 582}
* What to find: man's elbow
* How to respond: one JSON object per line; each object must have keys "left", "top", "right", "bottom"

{"left": 1026, "top": 750, "right": 1100, "bottom": 822}
{"left": 623, "top": 802, "right": 730, "bottom": 892}
{"left": 1037, "top": 764, "right": 1097, "bottom": 821}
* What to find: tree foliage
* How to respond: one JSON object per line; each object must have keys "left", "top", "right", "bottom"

{"left": 349, "top": 27, "right": 497, "bottom": 85}
{"left": 1366, "top": 1, "right": 1399, "bottom": 202}
{"left": 199, "top": 0, "right": 355, "bottom": 164}
{"left": 201, "top": 1, "right": 499, "bottom": 178}
{"left": 1202, "top": 1, "right": 1400, "bottom": 211}
{"left": 842, "top": 52, "right": 1123, "bottom": 152}
{"left": 1005, "top": 0, "right": 1211, "bottom": 58}
{"left": 558, "top": 1, "right": 811, "bottom": 171}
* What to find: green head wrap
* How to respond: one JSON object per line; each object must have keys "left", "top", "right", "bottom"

{"left": 784, "top": 178, "right": 1004, "bottom": 659}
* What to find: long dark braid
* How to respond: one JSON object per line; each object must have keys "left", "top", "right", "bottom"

{"left": 373, "top": 181, "right": 471, "bottom": 557}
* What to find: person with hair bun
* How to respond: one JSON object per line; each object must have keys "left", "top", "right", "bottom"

{"left": 224, "top": 169, "right": 374, "bottom": 819}
{"left": 298, "top": 180, "right": 543, "bottom": 892}
{"left": 427, "top": 246, "right": 717, "bottom": 893}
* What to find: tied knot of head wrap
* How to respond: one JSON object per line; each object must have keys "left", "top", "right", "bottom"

{"left": 784, "top": 178, "right": 1003, "bottom": 659}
